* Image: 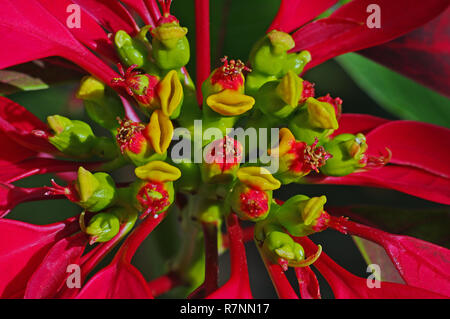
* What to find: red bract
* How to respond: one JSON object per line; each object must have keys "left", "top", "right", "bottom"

{"left": 296, "top": 236, "right": 447, "bottom": 299}
{"left": 331, "top": 217, "right": 450, "bottom": 297}
{"left": 0, "top": 0, "right": 118, "bottom": 84}
{"left": 0, "top": 97, "right": 57, "bottom": 154}
{"left": 309, "top": 115, "right": 450, "bottom": 204}
{"left": 360, "top": 7, "right": 450, "bottom": 98}
{"left": 75, "top": 211, "right": 167, "bottom": 299}
{"left": 0, "top": 0, "right": 449, "bottom": 301}
{"left": 24, "top": 232, "right": 88, "bottom": 299}
{"left": 289, "top": 0, "right": 449, "bottom": 71}
{"left": 0, "top": 217, "right": 79, "bottom": 298}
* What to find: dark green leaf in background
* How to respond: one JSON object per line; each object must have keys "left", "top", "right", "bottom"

{"left": 337, "top": 53, "right": 450, "bottom": 128}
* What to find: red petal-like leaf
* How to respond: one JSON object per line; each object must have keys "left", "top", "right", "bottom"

{"left": 0, "top": 132, "right": 36, "bottom": 166}
{"left": 312, "top": 165, "right": 450, "bottom": 205}
{"left": 360, "top": 7, "right": 450, "bottom": 98}
{"left": 72, "top": 0, "right": 139, "bottom": 34}
{"left": 333, "top": 113, "right": 389, "bottom": 137}
{"left": 75, "top": 211, "right": 168, "bottom": 299}
{"left": 295, "top": 266, "right": 321, "bottom": 299}
{"left": 365, "top": 121, "right": 450, "bottom": 178}
{"left": 268, "top": 0, "right": 338, "bottom": 33}
{"left": 0, "top": 0, "right": 118, "bottom": 84}
{"left": 121, "top": 0, "right": 154, "bottom": 26}
{"left": 335, "top": 219, "right": 450, "bottom": 297}
{"left": 293, "top": 0, "right": 449, "bottom": 71}
{"left": 207, "top": 213, "right": 253, "bottom": 299}
{"left": 0, "top": 96, "right": 56, "bottom": 154}
{"left": 75, "top": 259, "right": 153, "bottom": 299}
{"left": 0, "top": 157, "right": 103, "bottom": 184}
{"left": 37, "top": 0, "right": 117, "bottom": 61}
{"left": 0, "top": 184, "right": 62, "bottom": 218}
{"left": 24, "top": 232, "right": 87, "bottom": 299}
{"left": 295, "top": 237, "right": 447, "bottom": 298}
{"left": 0, "top": 217, "right": 78, "bottom": 298}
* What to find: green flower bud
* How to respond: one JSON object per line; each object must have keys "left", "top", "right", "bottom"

{"left": 85, "top": 211, "right": 120, "bottom": 244}
{"left": 255, "top": 71, "right": 303, "bottom": 119}
{"left": 151, "top": 22, "right": 190, "bottom": 70}
{"left": 262, "top": 230, "right": 305, "bottom": 264}
{"left": 281, "top": 50, "right": 311, "bottom": 76}
{"left": 249, "top": 30, "right": 295, "bottom": 77}
{"left": 320, "top": 133, "right": 368, "bottom": 176}
{"left": 288, "top": 97, "right": 339, "bottom": 144}
{"left": 47, "top": 115, "right": 96, "bottom": 157}
{"left": 75, "top": 167, "right": 117, "bottom": 212}
{"left": 275, "top": 195, "right": 330, "bottom": 237}
{"left": 77, "top": 76, "right": 125, "bottom": 132}
{"left": 114, "top": 30, "right": 151, "bottom": 70}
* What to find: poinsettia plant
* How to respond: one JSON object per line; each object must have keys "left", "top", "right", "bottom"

{"left": 0, "top": 0, "right": 449, "bottom": 299}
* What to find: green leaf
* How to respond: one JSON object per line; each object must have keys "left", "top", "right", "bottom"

{"left": 0, "top": 59, "right": 84, "bottom": 95}
{"left": 336, "top": 53, "right": 450, "bottom": 128}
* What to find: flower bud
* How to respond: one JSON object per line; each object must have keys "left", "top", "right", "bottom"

{"left": 201, "top": 136, "right": 243, "bottom": 184}
{"left": 281, "top": 50, "right": 312, "bottom": 77}
{"left": 111, "top": 64, "right": 160, "bottom": 111}
{"left": 269, "top": 128, "right": 332, "bottom": 184}
{"left": 320, "top": 133, "right": 368, "bottom": 176}
{"left": 132, "top": 161, "right": 181, "bottom": 219}
{"left": 114, "top": 30, "right": 152, "bottom": 70}
{"left": 288, "top": 97, "right": 339, "bottom": 144}
{"left": 76, "top": 76, "right": 125, "bottom": 132}
{"left": 151, "top": 10, "right": 190, "bottom": 71}
{"left": 276, "top": 195, "right": 330, "bottom": 236}
{"left": 228, "top": 167, "right": 281, "bottom": 221}
{"left": 262, "top": 230, "right": 305, "bottom": 266}
{"left": 47, "top": 115, "right": 96, "bottom": 157}
{"left": 75, "top": 167, "right": 117, "bottom": 212}
{"left": 255, "top": 71, "right": 313, "bottom": 119}
{"left": 249, "top": 30, "right": 295, "bottom": 76}
{"left": 85, "top": 211, "right": 120, "bottom": 244}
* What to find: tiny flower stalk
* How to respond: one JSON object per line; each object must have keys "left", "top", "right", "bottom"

{"left": 201, "top": 136, "right": 243, "bottom": 184}
{"left": 246, "top": 30, "right": 311, "bottom": 95}
{"left": 132, "top": 160, "right": 181, "bottom": 219}
{"left": 47, "top": 115, "right": 117, "bottom": 160}
{"left": 320, "top": 133, "right": 369, "bottom": 176}
{"left": 269, "top": 128, "right": 332, "bottom": 184}
{"left": 288, "top": 97, "right": 339, "bottom": 145}
{"left": 76, "top": 76, "right": 125, "bottom": 132}
{"left": 227, "top": 167, "right": 281, "bottom": 221}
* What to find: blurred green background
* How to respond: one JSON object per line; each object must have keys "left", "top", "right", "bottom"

{"left": 3, "top": 0, "right": 449, "bottom": 298}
